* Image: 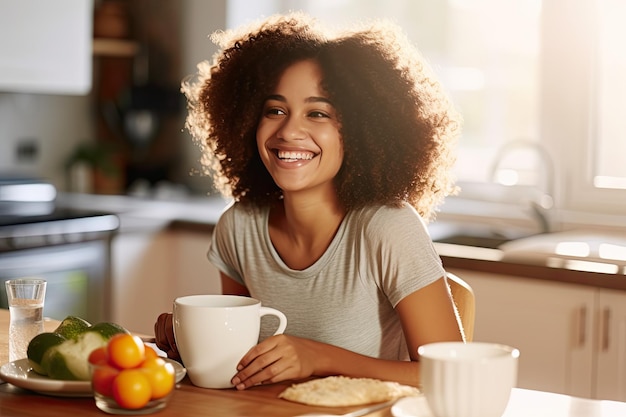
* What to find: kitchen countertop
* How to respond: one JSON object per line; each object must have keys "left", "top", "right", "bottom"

{"left": 56, "top": 192, "right": 230, "bottom": 233}
{"left": 433, "top": 226, "right": 626, "bottom": 291}
{"left": 56, "top": 192, "right": 626, "bottom": 292}
{"left": 436, "top": 244, "right": 626, "bottom": 291}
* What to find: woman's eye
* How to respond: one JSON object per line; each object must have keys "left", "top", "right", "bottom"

{"left": 265, "top": 107, "right": 285, "bottom": 117}
{"left": 309, "top": 111, "right": 329, "bottom": 119}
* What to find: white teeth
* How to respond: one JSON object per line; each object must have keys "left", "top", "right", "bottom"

{"left": 277, "top": 150, "right": 314, "bottom": 161}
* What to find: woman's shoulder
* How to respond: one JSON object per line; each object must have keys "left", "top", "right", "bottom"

{"left": 220, "top": 201, "right": 267, "bottom": 216}
{"left": 352, "top": 203, "right": 424, "bottom": 223}
{"left": 216, "top": 202, "right": 268, "bottom": 227}
{"left": 348, "top": 203, "right": 429, "bottom": 237}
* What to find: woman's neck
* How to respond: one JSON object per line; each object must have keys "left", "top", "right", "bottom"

{"left": 269, "top": 191, "right": 346, "bottom": 270}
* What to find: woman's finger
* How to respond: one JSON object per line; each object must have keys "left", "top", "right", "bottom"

{"left": 163, "top": 313, "right": 180, "bottom": 359}
{"left": 154, "top": 312, "right": 179, "bottom": 359}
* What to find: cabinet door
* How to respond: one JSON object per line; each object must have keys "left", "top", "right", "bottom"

{"left": 172, "top": 229, "right": 221, "bottom": 297}
{"left": 449, "top": 268, "right": 595, "bottom": 397}
{"left": 595, "top": 288, "right": 626, "bottom": 401}
{"left": 112, "top": 228, "right": 222, "bottom": 335}
{"left": 112, "top": 230, "right": 175, "bottom": 335}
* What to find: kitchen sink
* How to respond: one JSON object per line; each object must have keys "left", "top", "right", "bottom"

{"left": 499, "top": 230, "right": 626, "bottom": 267}
{"left": 433, "top": 234, "right": 512, "bottom": 249}
{"left": 428, "top": 221, "right": 538, "bottom": 249}
{"left": 430, "top": 222, "right": 626, "bottom": 272}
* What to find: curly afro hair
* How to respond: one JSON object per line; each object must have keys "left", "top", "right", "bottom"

{"left": 183, "top": 12, "right": 461, "bottom": 221}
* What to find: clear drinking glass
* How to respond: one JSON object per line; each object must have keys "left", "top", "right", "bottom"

{"left": 5, "top": 278, "right": 47, "bottom": 362}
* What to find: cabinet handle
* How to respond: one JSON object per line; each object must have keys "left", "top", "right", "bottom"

{"left": 600, "top": 308, "right": 610, "bottom": 352}
{"left": 577, "top": 306, "right": 587, "bottom": 347}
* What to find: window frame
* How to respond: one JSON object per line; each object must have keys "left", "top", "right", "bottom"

{"left": 542, "top": 0, "right": 626, "bottom": 215}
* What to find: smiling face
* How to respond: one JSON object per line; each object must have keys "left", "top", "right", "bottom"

{"left": 256, "top": 59, "right": 343, "bottom": 199}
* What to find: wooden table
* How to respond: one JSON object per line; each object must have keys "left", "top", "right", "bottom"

{"left": 2, "top": 310, "right": 626, "bottom": 417}
{"left": 0, "top": 310, "right": 390, "bottom": 416}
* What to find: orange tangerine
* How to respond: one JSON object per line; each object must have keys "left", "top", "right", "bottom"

{"left": 91, "top": 364, "right": 119, "bottom": 397}
{"left": 88, "top": 346, "right": 109, "bottom": 366}
{"left": 141, "top": 357, "right": 175, "bottom": 399}
{"left": 107, "top": 334, "right": 145, "bottom": 369}
{"left": 143, "top": 344, "right": 159, "bottom": 361}
{"left": 112, "top": 369, "right": 151, "bottom": 409}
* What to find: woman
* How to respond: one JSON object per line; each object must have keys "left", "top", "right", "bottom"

{"left": 155, "top": 12, "right": 463, "bottom": 390}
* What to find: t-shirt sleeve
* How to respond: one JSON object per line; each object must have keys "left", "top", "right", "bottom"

{"left": 364, "top": 205, "right": 445, "bottom": 307}
{"left": 206, "top": 204, "right": 246, "bottom": 286}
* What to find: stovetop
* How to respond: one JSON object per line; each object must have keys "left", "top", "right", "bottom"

{"left": 0, "top": 205, "right": 116, "bottom": 227}
{"left": 0, "top": 177, "right": 119, "bottom": 251}
{"left": 0, "top": 207, "right": 120, "bottom": 252}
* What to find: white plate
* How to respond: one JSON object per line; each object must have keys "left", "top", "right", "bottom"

{"left": 0, "top": 358, "right": 186, "bottom": 397}
{"left": 391, "top": 396, "right": 434, "bottom": 417}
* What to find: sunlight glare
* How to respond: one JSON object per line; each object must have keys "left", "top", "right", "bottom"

{"left": 564, "top": 260, "right": 619, "bottom": 274}
{"left": 599, "top": 243, "right": 626, "bottom": 262}
{"left": 494, "top": 169, "right": 519, "bottom": 186}
{"left": 555, "top": 242, "right": 590, "bottom": 258}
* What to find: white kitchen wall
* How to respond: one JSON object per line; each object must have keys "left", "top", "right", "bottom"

{"left": 0, "top": 92, "right": 94, "bottom": 189}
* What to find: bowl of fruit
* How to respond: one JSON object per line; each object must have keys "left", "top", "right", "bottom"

{"left": 89, "top": 333, "right": 177, "bottom": 415}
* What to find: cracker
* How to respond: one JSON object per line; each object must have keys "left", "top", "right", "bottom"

{"left": 278, "top": 376, "right": 421, "bottom": 407}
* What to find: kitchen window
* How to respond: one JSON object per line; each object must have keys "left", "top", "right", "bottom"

{"left": 592, "top": 0, "right": 626, "bottom": 190}
{"left": 228, "top": 0, "right": 626, "bottom": 216}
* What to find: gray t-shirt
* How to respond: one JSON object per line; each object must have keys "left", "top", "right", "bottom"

{"left": 207, "top": 202, "right": 445, "bottom": 361}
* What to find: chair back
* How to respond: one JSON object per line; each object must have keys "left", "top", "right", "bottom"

{"left": 446, "top": 272, "right": 476, "bottom": 342}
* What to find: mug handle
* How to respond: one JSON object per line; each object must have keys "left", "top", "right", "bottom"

{"left": 259, "top": 307, "right": 287, "bottom": 335}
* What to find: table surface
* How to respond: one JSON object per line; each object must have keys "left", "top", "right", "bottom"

{"left": 2, "top": 310, "right": 626, "bottom": 417}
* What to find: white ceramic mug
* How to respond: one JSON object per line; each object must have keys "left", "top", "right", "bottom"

{"left": 418, "top": 342, "right": 520, "bottom": 417}
{"left": 173, "top": 294, "right": 287, "bottom": 389}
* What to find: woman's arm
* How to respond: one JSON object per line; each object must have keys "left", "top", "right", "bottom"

{"left": 231, "top": 276, "right": 464, "bottom": 389}
{"left": 395, "top": 275, "right": 465, "bottom": 360}
{"left": 220, "top": 272, "right": 250, "bottom": 296}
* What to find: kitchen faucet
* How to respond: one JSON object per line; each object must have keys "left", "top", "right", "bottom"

{"left": 489, "top": 139, "right": 555, "bottom": 234}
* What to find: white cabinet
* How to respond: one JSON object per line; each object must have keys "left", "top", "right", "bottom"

{"left": 171, "top": 228, "right": 221, "bottom": 298}
{"left": 595, "top": 288, "right": 626, "bottom": 401}
{"left": 449, "top": 268, "right": 626, "bottom": 401}
{"left": 111, "top": 229, "right": 173, "bottom": 335}
{"left": 111, "top": 227, "right": 220, "bottom": 335}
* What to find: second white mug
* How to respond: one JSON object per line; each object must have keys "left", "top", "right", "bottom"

{"left": 173, "top": 294, "right": 287, "bottom": 389}
{"left": 418, "top": 342, "right": 519, "bottom": 417}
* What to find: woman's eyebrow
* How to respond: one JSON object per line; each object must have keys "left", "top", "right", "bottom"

{"left": 264, "top": 94, "right": 333, "bottom": 105}
{"left": 305, "top": 96, "right": 333, "bottom": 105}
{"left": 265, "top": 94, "right": 286, "bottom": 102}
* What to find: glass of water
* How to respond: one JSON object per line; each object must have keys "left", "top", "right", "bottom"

{"left": 5, "top": 278, "right": 47, "bottom": 362}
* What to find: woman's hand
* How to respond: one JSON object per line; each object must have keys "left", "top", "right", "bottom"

{"left": 230, "top": 334, "right": 321, "bottom": 390}
{"left": 153, "top": 312, "right": 181, "bottom": 361}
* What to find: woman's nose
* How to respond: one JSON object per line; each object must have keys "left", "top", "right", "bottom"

{"left": 277, "top": 115, "right": 305, "bottom": 140}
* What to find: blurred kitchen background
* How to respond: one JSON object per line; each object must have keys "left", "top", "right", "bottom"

{"left": 0, "top": 0, "right": 623, "bottom": 216}
{"left": 1, "top": 0, "right": 626, "bottom": 401}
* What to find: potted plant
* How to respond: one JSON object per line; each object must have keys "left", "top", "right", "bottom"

{"left": 65, "top": 142, "right": 125, "bottom": 194}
